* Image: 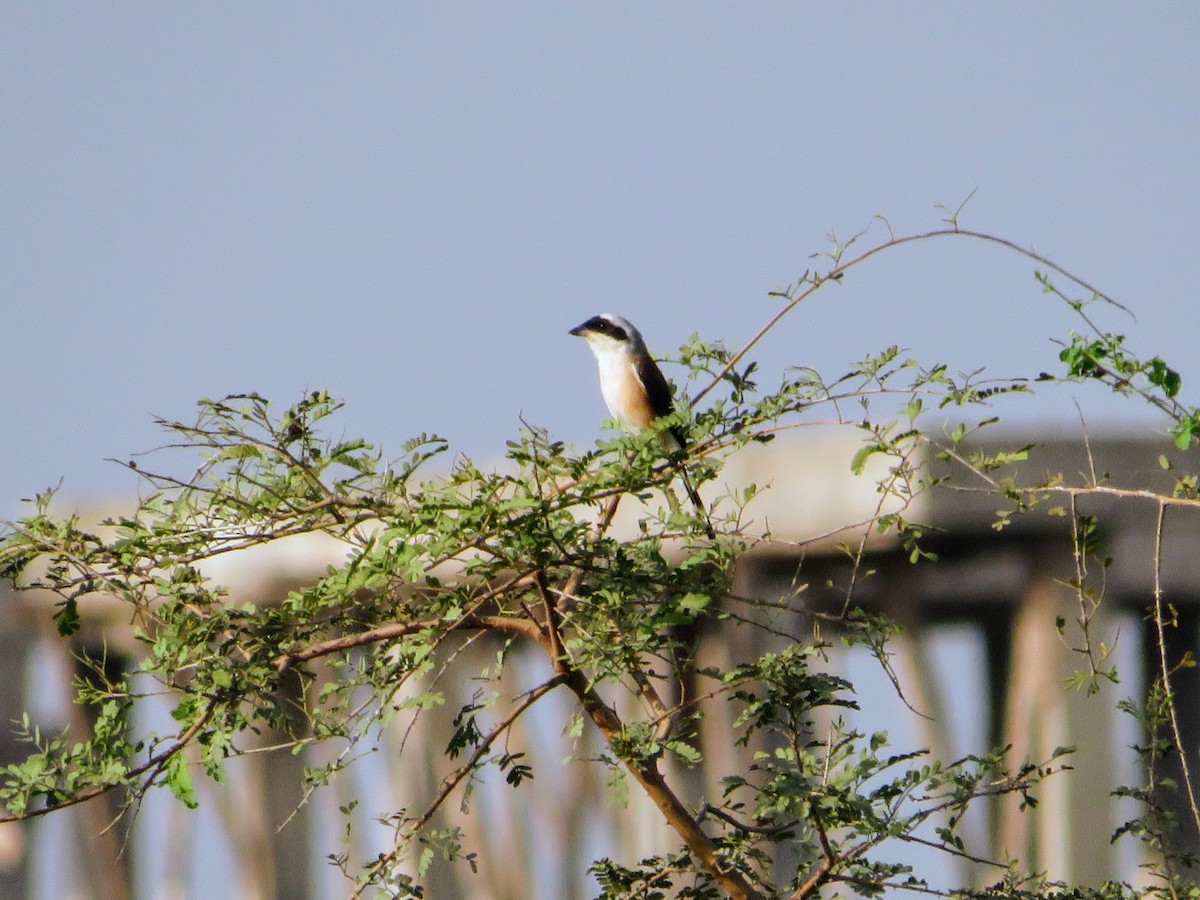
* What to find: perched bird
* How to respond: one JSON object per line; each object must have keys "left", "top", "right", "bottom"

{"left": 570, "top": 313, "right": 712, "bottom": 535}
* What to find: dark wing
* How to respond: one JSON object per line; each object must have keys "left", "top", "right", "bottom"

{"left": 634, "top": 354, "right": 687, "bottom": 449}
{"left": 634, "top": 354, "right": 675, "bottom": 420}
{"left": 635, "top": 352, "right": 710, "bottom": 533}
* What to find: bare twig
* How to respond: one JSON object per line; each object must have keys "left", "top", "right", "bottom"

{"left": 354, "top": 674, "right": 567, "bottom": 898}
{"left": 1151, "top": 501, "right": 1200, "bottom": 844}
{"left": 692, "top": 225, "right": 1131, "bottom": 408}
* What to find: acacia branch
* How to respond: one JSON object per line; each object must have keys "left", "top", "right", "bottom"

{"left": 791, "top": 812, "right": 838, "bottom": 899}
{"left": 0, "top": 698, "right": 217, "bottom": 825}
{"left": 692, "top": 225, "right": 1130, "bottom": 408}
{"left": 557, "top": 665, "right": 764, "bottom": 900}
{"left": 274, "top": 614, "right": 545, "bottom": 670}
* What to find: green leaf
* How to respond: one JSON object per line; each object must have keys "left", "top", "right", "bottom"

{"left": 1147, "top": 357, "right": 1182, "bottom": 398}
{"left": 165, "top": 754, "right": 198, "bottom": 809}
{"left": 679, "top": 593, "right": 711, "bottom": 613}
{"left": 217, "top": 444, "right": 263, "bottom": 460}
{"left": 1172, "top": 416, "right": 1197, "bottom": 449}
{"left": 666, "top": 740, "right": 702, "bottom": 765}
{"left": 850, "top": 444, "right": 878, "bottom": 475}
{"left": 901, "top": 399, "right": 922, "bottom": 421}
{"left": 54, "top": 598, "right": 80, "bottom": 637}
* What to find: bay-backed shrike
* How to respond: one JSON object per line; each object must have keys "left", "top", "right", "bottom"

{"left": 570, "top": 313, "right": 712, "bottom": 535}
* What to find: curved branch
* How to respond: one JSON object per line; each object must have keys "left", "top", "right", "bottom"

{"left": 692, "top": 226, "right": 1130, "bottom": 408}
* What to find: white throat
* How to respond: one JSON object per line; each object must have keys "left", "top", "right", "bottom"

{"left": 583, "top": 336, "right": 638, "bottom": 428}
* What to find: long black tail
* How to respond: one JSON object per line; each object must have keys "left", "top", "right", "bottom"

{"left": 665, "top": 425, "right": 715, "bottom": 539}
{"left": 679, "top": 467, "right": 716, "bottom": 540}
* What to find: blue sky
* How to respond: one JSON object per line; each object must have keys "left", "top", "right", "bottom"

{"left": 3, "top": 6, "right": 1199, "bottom": 517}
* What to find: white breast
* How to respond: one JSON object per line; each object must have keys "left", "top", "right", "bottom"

{"left": 593, "top": 345, "right": 654, "bottom": 432}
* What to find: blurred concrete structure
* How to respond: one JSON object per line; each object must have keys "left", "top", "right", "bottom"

{"left": 0, "top": 431, "right": 1194, "bottom": 897}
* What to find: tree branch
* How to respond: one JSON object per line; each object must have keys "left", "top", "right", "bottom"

{"left": 557, "top": 665, "right": 764, "bottom": 900}
{"left": 274, "top": 614, "right": 545, "bottom": 670}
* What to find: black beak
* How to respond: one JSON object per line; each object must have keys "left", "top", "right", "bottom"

{"left": 569, "top": 322, "right": 589, "bottom": 336}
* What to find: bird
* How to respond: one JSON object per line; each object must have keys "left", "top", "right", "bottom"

{"left": 569, "top": 313, "right": 713, "bottom": 536}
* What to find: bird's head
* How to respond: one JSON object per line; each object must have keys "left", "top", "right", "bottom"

{"left": 568, "top": 314, "right": 646, "bottom": 355}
